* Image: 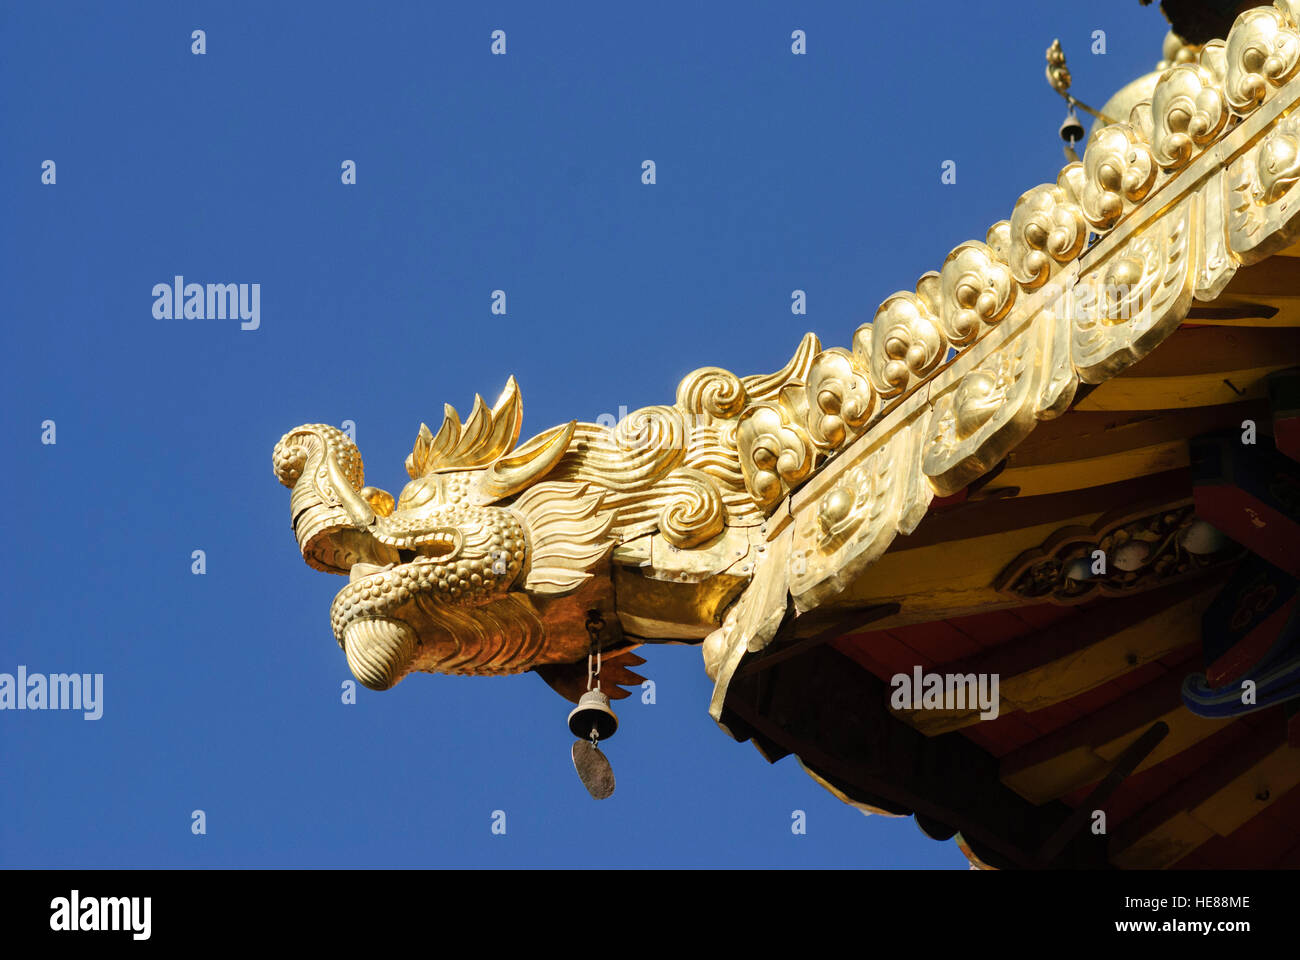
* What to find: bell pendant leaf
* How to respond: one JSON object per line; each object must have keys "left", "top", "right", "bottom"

{"left": 571, "top": 739, "right": 616, "bottom": 799}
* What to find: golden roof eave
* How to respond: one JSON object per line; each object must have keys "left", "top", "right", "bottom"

{"left": 271, "top": 0, "right": 1300, "bottom": 737}
{"left": 267, "top": 1, "right": 1300, "bottom": 871}
{"left": 704, "top": 0, "right": 1300, "bottom": 714}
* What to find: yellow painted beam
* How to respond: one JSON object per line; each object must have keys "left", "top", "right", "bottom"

{"left": 1077, "top": 368, "right": 1279, "bottom": 410}
{"left": 1219, "top": 253, "right": 1300, "bottom": 298}
{"left": 1007, "top": 591, "right": 1207, "bottom": 714}
{"left": 1112, "top": 744, "right": 1299, "bottom": 869}
{"left": 1112, "top": 812, "right": 1216, "bottom": 869}
{"left": 1010, "top": 405, "right": 1267, "bottom": 467}
{"left": 1003, "top": 705, "right": 1229, "bottom": 805}
{"left": 1078, "top": 326, "right": 1299, "bottom": 410}
{"left": 1189, "top": 744, "right": 1300, "bottom": 837}
{"left": 1002, "top": 747, "right": 1109, "bottom": 807}
{"left": 1184, "top": 307, "right": 1300, "bottom": 328}
{"left": 832, "top": 519, "right": 1096, "bottom": 618}
{"left": 896, "top": 587, "right": 1209, "bottom": 736}
{"left": 998, "top": 440, "right": 1189, "bottom": 499}
{"left": 1094, "top": 707, "right": 1226, "bottom": 772}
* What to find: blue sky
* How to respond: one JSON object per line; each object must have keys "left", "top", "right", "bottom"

{"left": 1, "top": 1, "right": 1164, "bottom": 868}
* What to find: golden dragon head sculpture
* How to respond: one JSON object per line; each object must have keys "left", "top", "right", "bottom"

{"left": 272, "top": 332, "right": 859, "bottom": 696}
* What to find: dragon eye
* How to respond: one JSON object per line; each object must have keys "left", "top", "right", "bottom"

{"left": 397, "top": 479, "right": 437, "bottom": 510}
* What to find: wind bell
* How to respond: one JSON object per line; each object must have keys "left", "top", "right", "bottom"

{"left": 567, "top": 612, "right": 619, "bottom": 799}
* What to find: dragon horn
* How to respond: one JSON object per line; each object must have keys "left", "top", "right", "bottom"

{"left": 478, "top": 420, "right": 577, "bottom": 500}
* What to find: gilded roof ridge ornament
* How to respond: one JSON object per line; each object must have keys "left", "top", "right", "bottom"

{"left": 271, "top": 0, "right": 1300, "bottom": 752}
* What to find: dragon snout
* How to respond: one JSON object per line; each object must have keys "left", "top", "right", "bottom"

{"left": 272, "top": 424, "right": 364, "bottom": 490}
{"left": 342, "top": 618, "right": 417, "bottom": 691}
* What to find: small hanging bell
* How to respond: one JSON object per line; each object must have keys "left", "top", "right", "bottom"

{"left": 1059, "top": 110, "right": 1085, "bottom": 145}
{"left": 568, "top": 610, "right": 619, "bottom": 799}
{"left": 567, "top": 688, "right": 619, "bottom": 741}
{"left": 1059, "top": 110, "right": 1085, "bottom": 162}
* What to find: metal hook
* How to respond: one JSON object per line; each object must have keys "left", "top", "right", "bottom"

{"left": 584, "top": 610, "right": 605, "bottom": 691}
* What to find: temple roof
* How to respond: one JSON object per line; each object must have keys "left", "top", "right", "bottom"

{"left": 705, "top": 0, "right": 1300, "bottom": 868}
{"left": 271, "top": 0, "right": 1300, "bottom": 869}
